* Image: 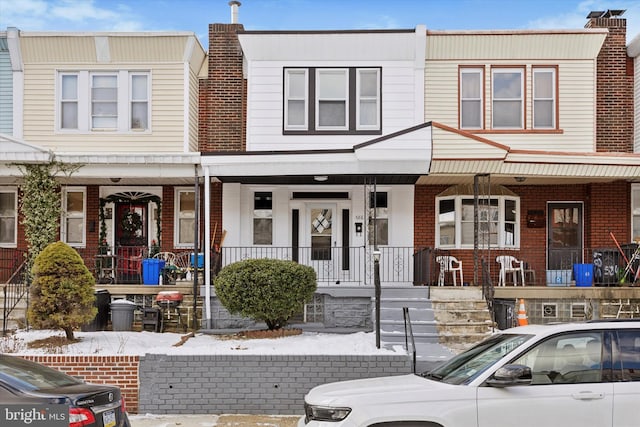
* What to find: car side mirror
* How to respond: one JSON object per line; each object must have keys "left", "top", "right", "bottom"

{"left": 486, "top": 364, "right": 532, "bottom": 388}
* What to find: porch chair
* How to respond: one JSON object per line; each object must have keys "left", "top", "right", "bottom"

{"left": 435, "top": 255, "right": 464, "bottom": 286}
{"left": 153, "top": 251, "right": 176, "bottom": 266}
{"left": 496, "top": 255, "right": 526, "bottom": 286}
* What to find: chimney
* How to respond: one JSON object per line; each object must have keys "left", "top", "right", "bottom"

{"left": 586, "top": 9, "right": 634, "bottom": 153}
{"left": 229, "top": 1, "right": 241, "bottom": 24}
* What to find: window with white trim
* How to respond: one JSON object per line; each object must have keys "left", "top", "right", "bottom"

{"left": 368, "top": 191, "right": 388, "bottom": 246}
{"left": 632, "top": 184, "right": 640, "bottom": 241}
{"left": 0, "top": 189, "right": 17, "bottom": 246}
{"left": 284, "top": 67, "right": 381, "bottom": 133}
{"left": 253, "top": 192, "right": 273, "bottom": 245}
{"left": 57, "top": 70, "right": 150, "bottom": 132}
{"left": 492, "top": 68, "right": 524, "bottom": 129}
{"left": 459, "top": 68, "right": 483, "bottom": 129}
{"left": 436, "top": 195, "right": 519, "bottom": 249}
{"left": 533, "top": 67, "right": 556, "bottom": 129}
{"left": 175, "top": 189, "right": 195, "bottom": 246}
{"left": 62, "top": 187, "right": 86, "bottom": 246}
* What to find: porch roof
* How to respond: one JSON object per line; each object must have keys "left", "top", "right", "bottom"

{"left": 0, "top": 134, "right": 53, "bottom": 163}
{"left": 201, "top": 123, "right": 432, "bottom": 185}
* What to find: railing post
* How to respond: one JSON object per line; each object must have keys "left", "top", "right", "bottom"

{"left": 373, "top": 250, "right": 381, "bottom": 349}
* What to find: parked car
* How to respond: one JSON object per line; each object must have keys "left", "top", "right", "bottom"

{"left": 300, "top": 320, "right": 640, "bottom": 427}
{"left": 0, "top": 354, "right": 130, "bottom": 427}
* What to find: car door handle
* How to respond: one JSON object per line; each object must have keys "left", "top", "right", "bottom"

{"left": 571, "top": 391, "right": 604, "bottom": 400}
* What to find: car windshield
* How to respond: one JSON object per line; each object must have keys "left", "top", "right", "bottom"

{"left": 421, "top": 333, "right": 533, "bottom": 385}
{"left": 0, "top": 355, "right": 83, "bottom": 391}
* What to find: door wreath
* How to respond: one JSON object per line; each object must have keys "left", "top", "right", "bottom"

{"left": 121, "top": 210, "right": 143, "bottom": 236}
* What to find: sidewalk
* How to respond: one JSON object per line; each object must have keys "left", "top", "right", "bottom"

{"left": 129, "top": 413, "right": 301, "bottom": 427}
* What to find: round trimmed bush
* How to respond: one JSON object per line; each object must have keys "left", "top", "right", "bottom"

{"left": 214, "top": 258, "right": 317, "bottom": 330}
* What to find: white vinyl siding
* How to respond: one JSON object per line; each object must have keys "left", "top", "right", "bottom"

{"left": 62, "top": 187, "right": 86, "bottom": 247}
{"left": 0, "top": 189, "right": 17, "bottom": 247}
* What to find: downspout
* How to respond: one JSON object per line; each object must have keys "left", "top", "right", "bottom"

{"left": 204, "top": 166, "right": 211, "bottom": 328}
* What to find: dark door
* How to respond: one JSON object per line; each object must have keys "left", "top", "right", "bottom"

{"left": 115, "top": 203, "right": 147, "bottom": 283}
{"left": 547, "top": 203, "right": 583, "bottom": 270}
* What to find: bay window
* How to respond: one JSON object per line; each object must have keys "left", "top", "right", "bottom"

{"left": 437, "top": 195, "right": 519, "bottom": 249}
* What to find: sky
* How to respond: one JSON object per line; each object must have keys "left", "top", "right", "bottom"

{"left": 1, "top": 0, "right": 639, "bottom": 49}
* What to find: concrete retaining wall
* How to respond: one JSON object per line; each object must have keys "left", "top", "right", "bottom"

{"left": 138, "top": 354, "right": 411, "bottom": 414}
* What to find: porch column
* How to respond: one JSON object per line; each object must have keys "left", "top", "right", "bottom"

{"left": 204, "top": 166, "right": 211, "bottom": 329}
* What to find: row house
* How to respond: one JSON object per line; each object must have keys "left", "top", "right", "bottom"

{"left": 0, "top": 28, "right": 206, "bottom": 295}
{"left": 198, "top": 11, "right": 640, "bottom": 328}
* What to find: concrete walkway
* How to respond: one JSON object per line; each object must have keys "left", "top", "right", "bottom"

{"left": 129, "top": 414, "right": 300, "bottom": 427}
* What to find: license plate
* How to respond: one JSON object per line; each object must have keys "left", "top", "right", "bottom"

{"left": 103, "top": 409, "right": 116, "bottom": 427}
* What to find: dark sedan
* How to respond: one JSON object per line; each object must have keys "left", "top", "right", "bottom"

{"left": 0, "top": 354, "right": 130, "bottom": 427}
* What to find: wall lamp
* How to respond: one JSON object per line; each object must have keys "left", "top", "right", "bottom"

{"left": 514, "top": 176, "right": 526, "bottom": 183}
{"left": 314, "top": 175, "right": 328, "bottom": 182}
{"left": 110, "top": 177, "right": 121, "bottom": 183}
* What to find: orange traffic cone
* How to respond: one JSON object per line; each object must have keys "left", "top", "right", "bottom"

{"left": 517, "top": 298, "right": 529, "bottom": 326}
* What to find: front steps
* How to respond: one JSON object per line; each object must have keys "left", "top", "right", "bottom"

{"left": 376, "top": 286, "right": 494, "bottom": 370}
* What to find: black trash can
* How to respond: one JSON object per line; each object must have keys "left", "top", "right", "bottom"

{"left": 592, "top": 248, "right": 619, "bottom": 286}
{"left": 413, "top": 247, "right": 432, "bottom": 286}
{"left": 81, "top": 289, "right": 111, "bottom": 332}
{"left": 493, "top": 298, "right": 516, "bottom": 330}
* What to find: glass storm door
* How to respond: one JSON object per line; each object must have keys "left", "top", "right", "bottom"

{"left": 308, "top": 204, "right": 337, "bottom": 283}
{"left": 547, "top": 203, "right": 583, "bottom": 270}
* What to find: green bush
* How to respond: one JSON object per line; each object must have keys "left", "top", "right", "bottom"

{"left": 28, "top": 241, "right": 97, "bottom": 340}
{"left": 214, "top": 258, "right": 317, "bottom": 330}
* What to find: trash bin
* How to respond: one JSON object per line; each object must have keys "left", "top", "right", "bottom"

{"left": 82, "top": 289, "right": 111, "bottom": 332}
{"left": 592, "top": 248, "right": 619, "bottom": 286}
{"left": 143, "top": 259, "right": 165, "bottom": 285}
{"left": 110, "top": 299, "right": 137, "bottom": 331}
{"left": 493, "top": 298, "right": 516, "bottom": 330}
{"left": 573, "top": 263, "right": 593, "bottom": 287}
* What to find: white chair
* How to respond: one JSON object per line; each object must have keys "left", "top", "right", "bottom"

{"left": 496, "top": 255, "right": 525, "bottom": 286}
{"left": 436, "top": 255, "right": 464, "bottom": 286}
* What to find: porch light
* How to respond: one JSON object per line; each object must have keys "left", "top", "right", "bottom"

{"left": 373, "top": 250, "right": 381, "bottom": 262}
{"left": 514, "top": 177, "right": 526, "bottom": 183}
{"left": 110, "top": 177, "right": 121, "bottom": 183}
{"left": 314, "top": 175, "right": 328, "bottom": 182}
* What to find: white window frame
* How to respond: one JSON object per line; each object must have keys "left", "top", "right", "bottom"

{"left": 174, "top": 188, "right": 195, "bottom": 248}
{"left": 632, "top": 184, "right": 640, "bottom": 241}
{"left": 436, "top": 195, "right": 520, "bottom": 249}
{"left": 56, "top": 70, "right": 150, "bottom": 133}
{"left": 491, "top": 68, "right": 524, "bottom": 129}
{"left": 356, "top": 68, "right": 380, "bottom": 130}
{"left": 61, "top": 187, "right": 86, "bottom": 247}
{"left": 368, "top": 190, "right": 389, "bottom": 246}
{"left": 316, "top": 69, "right": 348, "bottom": 131}
{"left": 253, "top": 191, "right": 273, "bottom": 245}
{"left": 129, "top": 73, "right": 150, "bottom": 131}
{"left": 59, "top": 73, "right": 79, "bottom": 130}
{"left": 0, "top": 187, "right": 18, "bottom": 247}
{"left": 533, "top": 67, "right": 556, "bottom": 129}
{"left": 460, "top": 68, "right": 484, "bottom": 129}
{"left": 284, "top": 69, "right": 308, "bottom": 130}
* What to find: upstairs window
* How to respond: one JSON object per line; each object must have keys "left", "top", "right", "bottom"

{"left": 0, "top": 189, "right": 17, "bottom": 247}
{"left": 57, "top": 70, "right": 150, "bottom": 132}
{"left": 533, "top": 67, "right": 557, "bottom": 129}
{"left": 459, "top": 68, "right": 483, "bottom": 129}
{"left": 492, "top": 68, "right": 524, "bottom": 129}
{"left": 62, "top": 187, "right": 86, "bottom": 247}
{"left": 284, "top": 67, "right": 381, "bottom": 134}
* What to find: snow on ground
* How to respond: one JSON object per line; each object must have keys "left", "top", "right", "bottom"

{"left": 2, "top": 330, "right": 403, "bottom": 356}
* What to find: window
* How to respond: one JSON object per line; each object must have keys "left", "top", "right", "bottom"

{"left": 0, "top": 189, "right": 17, "bottom": 246}
{"left": 492, "top": 68, "right": 524, "bottom": 129}
{"left": 533, "top": 67, "right": 556, "bottom": 129}
{"left": 60, "top": 74, "right": 78, "bottom": 129}
{"left": 368, "top": 191, "right": 388, "bottom": 246}
{"left": 57, "top": 70, "right": 150, "bottom": 132}
{"left": 437, "top": 195, "right": 519, "bottom": 249}
{"left": 62, "top": 187, "right": 86, "bottom": 246}
{"left": 632, "top": 185, "right": 640, "bottom": 241}
{"left": 460, "top": 68, "right": 483, "bottom": 129}
{"left": 175, "top": 189, "right": 195, "bottom": 246}
{"left": 253, "top": 192, "right": 273, "bottom": 245}
{"left": 618, "top": 330, "right": 640, "bottom": 381}
{"left": 284, "top": 67, "right": 381, "bottom": 133}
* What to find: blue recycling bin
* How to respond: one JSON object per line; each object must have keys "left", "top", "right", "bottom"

{"left": 143, "top": 259, "right": 165, "bottom": 285}
{"left": 573, "top": 263, "right": 593, "bottom": 287}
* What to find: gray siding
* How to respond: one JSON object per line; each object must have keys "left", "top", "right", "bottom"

{"left": 0, "top": 38, "right": 13, "bottom": 134}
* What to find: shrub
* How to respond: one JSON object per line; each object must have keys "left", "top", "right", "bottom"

{"left": 28, "top": 241, "right": 97, "bottom": 340}
{"left": 214, "top": 258, "right": 317, "bottom": 330}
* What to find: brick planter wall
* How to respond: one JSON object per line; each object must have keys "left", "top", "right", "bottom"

{"left": 19, "top": 355, "right": 140, "bottom": 414}
{"left": 138, "top": 354, "right": 411, "bottom": 415}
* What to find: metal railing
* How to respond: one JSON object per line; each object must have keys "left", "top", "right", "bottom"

{"left": 403, "top": 307, "right": 417, "bottom": 373}
{"left": 2, "top": 259, "right": 28, "bottom": 336}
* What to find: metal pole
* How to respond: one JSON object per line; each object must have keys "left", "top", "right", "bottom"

{"left": 193, "top": 166, "right": 199, "bottom": 331}
{"left": 374, "top": 250, "right": 381, "bottom": 349}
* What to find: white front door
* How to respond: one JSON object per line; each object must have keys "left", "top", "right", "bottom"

{"left": 307, "top": 204, "right": 338, "bottom": 284}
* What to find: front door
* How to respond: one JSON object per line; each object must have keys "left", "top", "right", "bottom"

{"left": 547, "top": 203, "right": 583, "bottom": 271}
{"left": 115, "top": 203, "right": 148, "bottom": 283}
{"left": 308, "top": 204, "right": 337, "bottom": 283}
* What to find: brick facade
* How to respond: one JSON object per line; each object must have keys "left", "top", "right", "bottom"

{"left": 586, "top": 17, "right": 634, "bottom": 152}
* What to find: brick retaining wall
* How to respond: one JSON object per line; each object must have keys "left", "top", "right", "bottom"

{"left": 138, "top": 354, "right": 411, "bottom": 415}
